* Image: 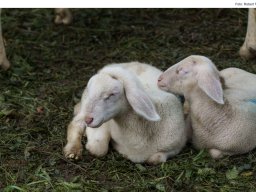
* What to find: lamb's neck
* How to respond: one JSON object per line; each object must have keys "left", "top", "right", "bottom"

{"left": 113, "top": 106, "right": 136, "bottom": 128}
{"left": 185, "top": 87, "right": 233, "bottom": 127}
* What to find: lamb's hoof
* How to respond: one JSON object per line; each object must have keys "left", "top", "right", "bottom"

{"left": 0, "top": 57, "right": 10, "bottom": 70}
{"left": 147, "top": 152, "right": 167, "bottom": 165}
{"left": 239, "top": 43, "right": 256, "bottom": 59}
{"left": 209, "top": 149, "right": 224, "bottom": 159}
{"left": 54, "top": 8, "right": 72, "bottom": 25}
{"left": 63, "top": 143, "right": 83, "bottom": 160}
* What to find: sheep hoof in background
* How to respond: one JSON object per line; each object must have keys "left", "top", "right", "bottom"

{"left": 239, "top": 8, "right": 256, "bottom": 59}
{"left": 0, "top": 48, "right": 10, "bottom": 70}
{"left": 0, "top": 9, "right": 10, "bottom": 70}
{"left": 54, "top": 8, "right": 72, "bottom": 25}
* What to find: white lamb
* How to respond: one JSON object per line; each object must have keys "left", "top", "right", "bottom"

{"left": 64, "top": 62, "right": 187, "bottom": 164}
{"left": 158, "top": 55, "right": 256, "bottom": 159}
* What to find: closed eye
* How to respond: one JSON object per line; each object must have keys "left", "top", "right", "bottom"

{"left": 177, "top": 68, "right": 189, "bottom": 75}
{"left": 104, "top": 93, "right": 115, "bottom": 100}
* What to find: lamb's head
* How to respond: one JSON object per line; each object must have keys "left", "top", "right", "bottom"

{"left": 76, "top": 66, "right": 160, "bottom": 128}
{"left": 158, "top": 55, "right": 224, "bottom": 104}
{"left": 75, "top": 73, "right": 125, "bottom": 128}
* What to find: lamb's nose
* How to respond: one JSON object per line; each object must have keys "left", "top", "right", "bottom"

{"left": 158, "top": 75, "right": 163, "bottom": 82}
{"left": 85, "top": 116, "right": 93, "bottom": 124}
{"left": 158, "top": 75, "right": 166, "bottom": 87}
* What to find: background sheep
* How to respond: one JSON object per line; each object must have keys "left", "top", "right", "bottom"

{"left": 158, "top": 55, "right": 256, "bottom": 159}
{"left": 64, "top": 62, "right": 187, "bottom": 164}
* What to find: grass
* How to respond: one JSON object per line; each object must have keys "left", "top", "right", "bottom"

{"left": 0, "top": 8, "right": 256, "bottom": 191}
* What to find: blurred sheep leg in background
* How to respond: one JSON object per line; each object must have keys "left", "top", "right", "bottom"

{"left": 54, "top": 8, "right": 72, "bottom": 25}
{"left": 240, "top": 8, "right": 256, "bottom": 59}
{"left": 0, "top": 9, "right": 10, "bottom": 70}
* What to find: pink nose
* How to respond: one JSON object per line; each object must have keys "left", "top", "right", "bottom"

{"left": 158, "top": 75, "right": 166, "bottom": 87}
{"left": 158, "top": 75, "right": 163, "bottom": 82}
{"left": 85, "top": 116, "right": 94, "bottom": 124}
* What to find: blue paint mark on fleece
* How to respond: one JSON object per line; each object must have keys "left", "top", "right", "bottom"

{"left": 247, "top": 99, "right": 256, "bottom": 113}
{"left": 248, "top": 99, "right": 256, "bottom": 104}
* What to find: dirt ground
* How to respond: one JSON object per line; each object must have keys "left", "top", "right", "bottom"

{"left": 0, "top": 8, "right": 256, "bottom": 191}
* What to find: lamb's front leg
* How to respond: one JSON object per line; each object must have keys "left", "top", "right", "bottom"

{"left": 0, "top": 9, "right": 10, "bottom": 70}
{"left": 240, "top": 9, "right": 256, "bottom": 59}
{"left": 86, "top": 126, "right": 111, "bottom": 157}
{"left": 63, "top": 119, "right": 86, "bottom": 160}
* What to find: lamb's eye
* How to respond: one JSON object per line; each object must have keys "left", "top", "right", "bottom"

{"left": 105, "top": 93, "right": 115, "bottom": 100}
{"left": 177, "top": 68, "right": 188, "bottom": 76}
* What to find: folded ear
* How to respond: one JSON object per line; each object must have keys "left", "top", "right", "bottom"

{"left": 197, "top": 70, "right": 224, "bottom": 104}
{"left": 125, "top": 86, "right": 160, "bottom": 121}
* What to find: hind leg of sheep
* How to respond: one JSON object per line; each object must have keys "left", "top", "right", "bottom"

{"left": 240, "top": 9, "right": 256, "bottom": 59}
{"left": 54, "top": 8, "right": 72, "bottom": 25}
{"left": 86, "top": 126, "right": 111, "bottom": 157}
{"left": 0, "top": 9, "right": 10, "bottom": 70}
{"left": 63, "top": 120, "right": 86, "bottom": 160}
{"left": 208, "top": 148, "right": 235, "bottom": 159}
{"left": 208, "top": 149, "right": 225, "bottom": 159}
{"left": 147, "top": 150, "right": 179, "bottom": 165}
{"left": 0, "top": 36, "right": 10, "bottom": 70}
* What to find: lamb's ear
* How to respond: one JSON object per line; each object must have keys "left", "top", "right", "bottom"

{"left": 197, "top": 70, "right": 224, "bottom": 104}
{"left": 125, "top": 86, "right": 161, "bottom": 121}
